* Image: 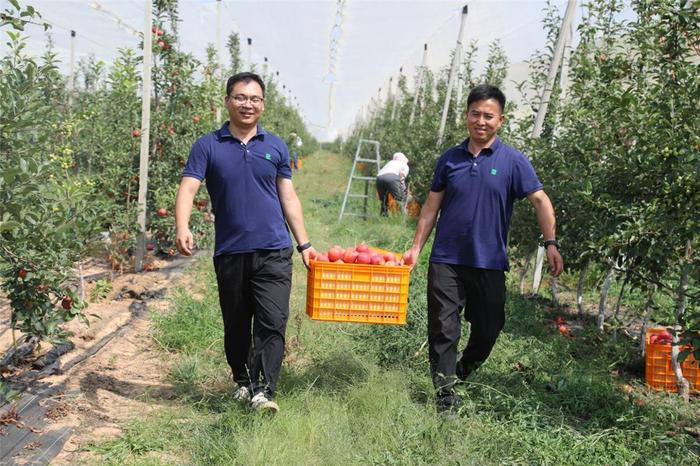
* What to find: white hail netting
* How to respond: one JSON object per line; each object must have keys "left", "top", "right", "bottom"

{"left": 11, "top": 0, "right": 584, "bottom": 141}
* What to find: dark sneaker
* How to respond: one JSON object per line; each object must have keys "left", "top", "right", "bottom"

{"left": 456, "top": 355, "right": 467, "bottom": 381}
{"left": 456, "top": 355, "right": 481, "bottom": 381}
{"left": 436, "top": 390, "right": 461, "bottom": 418}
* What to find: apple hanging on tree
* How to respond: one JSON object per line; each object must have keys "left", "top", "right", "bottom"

{"left": 61, "top": 296, "right": 73, "bottom": 310}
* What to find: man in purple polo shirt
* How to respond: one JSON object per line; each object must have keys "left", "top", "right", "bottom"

{"left": 175, "top": 72, "right": 316, "bottom": 414}
{"left": 403, "top": 84, "right": 564, "bottom": 416}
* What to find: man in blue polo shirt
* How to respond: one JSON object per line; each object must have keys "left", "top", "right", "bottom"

{"left": 403, "top": 84, "right": 564, "bottom": 416}
{"left": 175, "top": 72, "right": 316, "bottom": 414}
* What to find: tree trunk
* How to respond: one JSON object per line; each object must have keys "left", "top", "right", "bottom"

{"left": 577, "top": 261, "right": 589, "bottom": 316}
{"left": 639, "top": 285, "right": 656, "bottom": 357}
{"left": 597, "top": 266, "right": 615, "bottom": 332}
{"left": 611, "top": 272, "right": 630, "bottom": 341}
{"left": 519, "top": 249, "right": 534, "bottom": 295}
{"left": 671, "top": 240, "right": 691, "bottom": 401}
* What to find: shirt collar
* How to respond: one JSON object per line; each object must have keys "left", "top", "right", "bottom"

{"left": 461, "top": 136, "right": 501, "bottom": 156}
{"left": 217, "top": 122, "right": 267, "bottom": 141}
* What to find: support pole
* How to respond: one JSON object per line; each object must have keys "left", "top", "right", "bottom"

{"left": 530, "top": 0, "right": 577, "bottom": 139}
{"left": 216, "top": 0, "right": 222, "bottom": 123}
{"left": 68, "top": 30, "right": 76, "bottom": 107}
{"left": 247, "top": 37, "right": 253, "bottom": 68}
{"left": 437, "top": 5, "right": 469, "bottom": 148}
{"left": 454, "top": 44, "right": 464, "bottom": 124}
{"left": 409, "top": 44, "right": 428, "bottom": 126}
{"left": 530, "top": 0, "right": 576, "bottom": 293}
{"left": 134, "top": 0, "right": 153, "bottom": 272}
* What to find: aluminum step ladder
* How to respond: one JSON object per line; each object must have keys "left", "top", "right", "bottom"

{"left": 338, "top": 139, "right": 381, "bottom": 220}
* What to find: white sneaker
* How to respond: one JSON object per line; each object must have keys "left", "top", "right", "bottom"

{"left": 250, "top": 392, "right": 279, "bottom": 413}
{"left": 232, "top": 385, "right": 251, "bottom": 402}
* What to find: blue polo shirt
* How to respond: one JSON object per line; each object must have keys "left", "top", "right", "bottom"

{"left": 429, "top": 137, "right": 542, "bottom": 271}
{"left": 183, "top": 122, "right": 293, "bottom": 257}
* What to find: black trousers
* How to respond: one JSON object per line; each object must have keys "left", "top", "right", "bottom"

{"left": 427, "top": 262, "right": 506, "bottom": 390}
{"left": 376, "top": 174, "right": 406, "bottom": 216}
{"left": 213, "top": 248, "right": 293, "bottom": 397}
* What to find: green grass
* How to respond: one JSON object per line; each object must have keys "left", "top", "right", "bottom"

{"left": 88, "top": 150, "right": 700, "bottom": 465}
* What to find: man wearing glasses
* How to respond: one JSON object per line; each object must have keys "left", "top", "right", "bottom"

{"left": 402, "top": 84, "right": 564, "bottom": 417}
{"left": 175, "top": 72, "right": 316, "bottom": 413}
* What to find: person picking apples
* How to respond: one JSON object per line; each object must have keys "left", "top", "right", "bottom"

{"left": 376, "top": 152, "right": 410, "bottom": 216}
{"left": 402, "top": 84, "right": 564, "bottom": 417}
{"left": 175, "top": 72, "right": 316, "bottom": 414}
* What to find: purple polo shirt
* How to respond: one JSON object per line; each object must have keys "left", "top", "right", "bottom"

{"left": 429, "top": 137, "right": 542, "bottom": 271}
{"left": 183, "top": 122, "right": 293, "bottom": 257}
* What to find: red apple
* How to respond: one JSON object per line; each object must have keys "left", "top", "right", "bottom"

{"left": 17, "top": 268, "right": 27, "bottom": 279}
{"left": 328, "top": 247, "right": 342, "bottom": 262}
{"left": 146, "top": 243, "right": 155, "bottom": 251}
{"left": 61, "top": 296, "right": 73, "bottom": 310}
{"left": 151, "top": 25, "right": 158, "bottom": 34}
{"left": 356, "top": 244, "right": 369, "bottom": 253}
{"left": 192, "top": 115, "right": 201, "bottom": 123}
{"left": 343, "top": 249, "right": 359, "bottom": 263}
{"left": 132, "top": 129, "right": 141, "bottom": 138}
{"left": 316, "top": 253, "right": 329, "bottom": 262}
{"left": 158, "top": 40, "right": 167, "bottom": 49}
{"left": 383, "top": 252, "right": 395, "bottom": 262}
{"left": 370, "top": 254, "right": 385, "bottom": 265}
{"left": 356, "top": 252, "right": 371, "bottom": 264}
{"left": 308, "top": 249, "right": 317, "bottom": 260}
{"left": 157, "top": 208, "right": 168, "bottom": 217}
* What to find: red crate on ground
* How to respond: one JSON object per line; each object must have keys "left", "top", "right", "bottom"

{"left": 305, "top": 252, "right": 410, "bottom": 325}
{"left": 645, "top": 327, "right": 699, "bottom": 393}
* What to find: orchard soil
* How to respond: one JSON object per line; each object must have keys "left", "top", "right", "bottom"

{"left": 0, "top": 254, "right": 200, "bottom": 464}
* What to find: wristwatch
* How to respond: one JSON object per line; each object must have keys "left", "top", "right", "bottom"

{"left": 296, "top": 242, "right": 312, "bottom": 253}
{"left": 543, "top": 239, "right": 560, "bottom": 250}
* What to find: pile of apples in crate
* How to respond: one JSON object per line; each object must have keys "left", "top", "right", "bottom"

{"left": 648, "top": 329, "right": 673, "bottom": 345}
{"left": 310, "top": 243, "right": 412, "bottom": 266}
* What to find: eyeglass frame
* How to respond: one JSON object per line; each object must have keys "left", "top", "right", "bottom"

{"left": 229, "top": 93, "right": 264, "bottom": 105}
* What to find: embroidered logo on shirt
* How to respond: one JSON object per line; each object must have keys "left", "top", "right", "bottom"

{"left": 490, "top": 168, "right": 498, "bottom": 176}
{"left": 265, "top": 153, "right": 272, "bottom": 160}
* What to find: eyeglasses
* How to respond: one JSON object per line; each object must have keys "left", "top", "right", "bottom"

{"left": 230, "top": 94, "right": 264, "bottom": 105}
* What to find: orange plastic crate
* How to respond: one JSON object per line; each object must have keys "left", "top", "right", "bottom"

{"left": 645, "top": 327, "right": 699, "bottom": 393}
{"left": 306, "top": 255, "right": 410, "bottom": 325}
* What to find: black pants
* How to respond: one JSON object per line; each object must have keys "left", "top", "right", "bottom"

{"left": 213, "top": 248, "right": 293, "bottom": 397}
{"left": 427, "top": 262, "right": 506, "bottom": 390}
{"left": 376, "top": 174, "right": 406, "bottom": 216}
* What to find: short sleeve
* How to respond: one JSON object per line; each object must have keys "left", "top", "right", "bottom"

{"left": 511, "top": 152, "right": 543, "bottom": 199}
{"left": 430, "top": 153, "right": 449, "bottom": 192}
{"left": 278, "top": 139, "right": 293, "bottom": 179}
{"left": 182, "top": 138, "right": 208, "bottom": 181}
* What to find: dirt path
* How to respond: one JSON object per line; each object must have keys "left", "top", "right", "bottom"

{"left": 0, "top": 254, "right": 201, "bottom": 465}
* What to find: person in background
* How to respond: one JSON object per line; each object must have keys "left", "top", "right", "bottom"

{"left": 402, "top": 84, "right": 564, "bottom": 417}
{"left": 288, "top": 132, "right": 302, "bottom": 171}
{"left": 175, "top": 72, "right": 316, "bottom": 414}
{"left": 376, "top": 152, "right": 410, "bottom": 216}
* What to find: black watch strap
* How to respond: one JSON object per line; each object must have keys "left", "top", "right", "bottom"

{"left": 543, "top": 239, "right": 560, "bottom": 250}
{"left": 296, "top": 242, "right": 312, "bottom": 253}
